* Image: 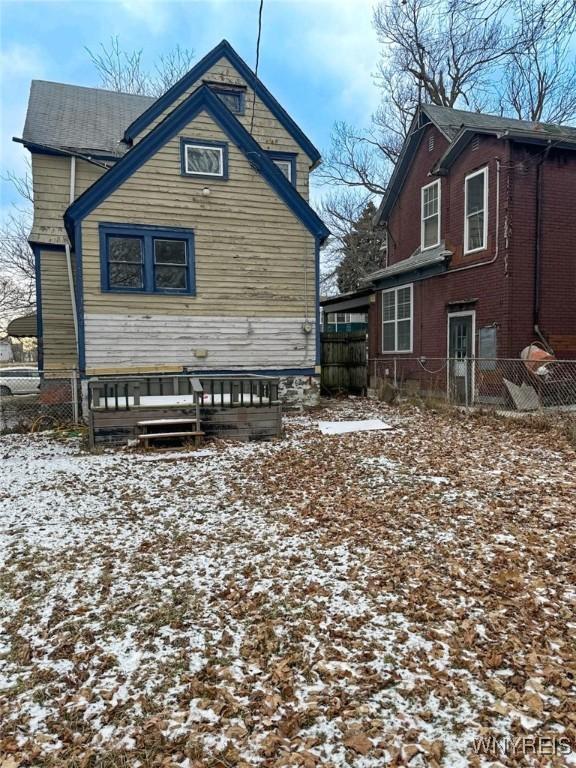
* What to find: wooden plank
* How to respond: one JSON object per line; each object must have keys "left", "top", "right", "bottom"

{"left": 138, "top": 431, "right": 204, "bottom": 440}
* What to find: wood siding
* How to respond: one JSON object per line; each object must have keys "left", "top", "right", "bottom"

{"left": 84, "top": 314, "right": 315, "bottom": 374}
{"left": 135, "top": 57, "right": 310, "bottom": 200}
{"left": 39, "top": 248, "right": 77, "bottom": 372}
{"left": 30, "top": 155, "right": 106, "bottom": 244}
{"left": 82, "top": 112, "right": 315, "bottom": 312}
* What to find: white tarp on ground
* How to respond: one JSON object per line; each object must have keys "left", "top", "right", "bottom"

{"left": 318, "top": 419, "right": 393, "bottom": 435}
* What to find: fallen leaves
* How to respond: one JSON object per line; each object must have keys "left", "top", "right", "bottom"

{"left": 0, "top": 400, "right": 575, "bottom": 767}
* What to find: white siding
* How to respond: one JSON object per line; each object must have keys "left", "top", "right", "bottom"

{"left": 84, "top": 314, "right": 315, "bottom": 374}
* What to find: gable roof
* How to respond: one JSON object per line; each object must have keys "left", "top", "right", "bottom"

{"left": 422, "top": 104, "right": 576, "bottom": 143}
{"left": 375, "top": 104, "right": 576, "bottom": 225}
{"left": 123, "top": 39, "right": 321, "bottom": 167}
{"left": 64, "top": 85, "right": 329, "bottom": 244}
{"left": 22, "top": 80, "right": 153, "bottom": 157}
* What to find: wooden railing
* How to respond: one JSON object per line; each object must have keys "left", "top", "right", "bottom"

{"left": 88, "top": 373, "right": 280, "bottom": 412}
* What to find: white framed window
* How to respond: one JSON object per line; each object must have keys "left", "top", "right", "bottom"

{"left": 382, "top": 284, "right": 413, "bottom": 353}
{"left": 182, "top": 139, "right": 227, "bottom": 178}
{"left": 421, "top": 180, "right": 441, "bottom": 250}
{"left": 464, "top": 167, "right": 488, "bottom": 253}
{"left": 273, "top": 159, "right": 292, "bottom": 181}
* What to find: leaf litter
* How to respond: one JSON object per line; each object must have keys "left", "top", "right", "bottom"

{"left": 0, "top": 399, "right": 575, "bottom": 767}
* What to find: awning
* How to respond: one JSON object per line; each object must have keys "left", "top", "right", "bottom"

{"left": 7, "top": 314, "right": 37, "bottom": 338}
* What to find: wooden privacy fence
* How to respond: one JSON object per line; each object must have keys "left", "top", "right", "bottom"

{"left": 320, "top": 332, "right": 367, "bottom": 394}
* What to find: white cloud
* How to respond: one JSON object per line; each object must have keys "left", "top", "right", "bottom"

{"left": 283, "top": 0, "right": 382, "bottom": 121}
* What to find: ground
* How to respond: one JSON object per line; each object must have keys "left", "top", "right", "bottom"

{"left": 0, "top": 400, "right": 575, "bottom": 768}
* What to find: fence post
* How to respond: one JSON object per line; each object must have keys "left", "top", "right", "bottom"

{"left": 71, "top": 369, "right": 79, "bottom": 423}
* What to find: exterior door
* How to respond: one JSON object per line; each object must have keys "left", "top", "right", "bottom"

{"left": 448, "top": 313, "right": 474, "bottom": 405}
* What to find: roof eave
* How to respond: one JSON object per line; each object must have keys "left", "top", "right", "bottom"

{"left": 123, "top": 39, "right": 322, "bottom": 166}
{"left": 65, "top": 85, "right": 329, "bottom": 246}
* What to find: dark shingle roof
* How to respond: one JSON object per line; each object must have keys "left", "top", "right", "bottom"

{"left": 22, "top": 80, "right": 155, "bottom": 156}
{"left": 422, "top": 104, "right": 576, "bottom": 142}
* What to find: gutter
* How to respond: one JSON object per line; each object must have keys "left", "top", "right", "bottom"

{"left": 12, "top": 137, "right": 113, "bottom": 169}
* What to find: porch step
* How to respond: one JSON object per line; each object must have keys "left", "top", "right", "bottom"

{"left": 137, "top": 418, "right": 198, "bottom": 426}
{"left": 138, "top": 430, "right": 205, "bottom": 442}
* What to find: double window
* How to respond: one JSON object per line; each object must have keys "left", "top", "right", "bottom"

{"left": 382, "top": 284, "right": 413, "bottom": 353}
{"left": 266, "top": 152, "right": 297, "bottom": 185}
{"left": 421, "top": 180, "right": 440, "bottom": 250}
{"left": 100, "top": 224, "right": 195, "bottom": 295}
{"left": 181, "top": 138, "right": 228, "bottom": 179}
{"left": 464, "top": 167, "right": 488, "bottom": 253}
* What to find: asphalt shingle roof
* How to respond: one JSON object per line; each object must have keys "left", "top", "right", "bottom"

{"left": 422, "top": 104, "right": 576, "bottom": 142}
{"left": 22, "top": 80, "right": 155, "bottom": 156}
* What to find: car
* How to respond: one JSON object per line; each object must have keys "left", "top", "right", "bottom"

{"left": 0, "top": 367, "right": 41, "bottom": 396}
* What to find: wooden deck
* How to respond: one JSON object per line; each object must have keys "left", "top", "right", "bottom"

{"left": 87, "top": 374, "right": 282, "bottom": 447}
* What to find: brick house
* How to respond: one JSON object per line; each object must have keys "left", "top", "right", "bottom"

{"left": 364, "top": 104, "right": 576, "bottom": 401}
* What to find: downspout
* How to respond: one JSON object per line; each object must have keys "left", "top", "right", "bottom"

{"left": 65, "top": 156, "right": 80, "bottom": 361}
{"left": 533, "top": 143, "right": 553, "bottom": 352}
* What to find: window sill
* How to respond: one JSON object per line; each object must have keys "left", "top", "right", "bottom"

{"left": 464, "top": 246, "right": 488, "bottom": 255}
{"left": 381, "top": 349, "right": 413, "bottom": 355}
{"left": 102, "top": 288, "right": 196, "bottom": 296}
{"left": 420, "top": 242, "right": 440, "bottom": 252}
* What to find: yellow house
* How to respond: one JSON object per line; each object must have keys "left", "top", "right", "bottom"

{"left": 19, "top": 40, "right": 329, "bottom": 405}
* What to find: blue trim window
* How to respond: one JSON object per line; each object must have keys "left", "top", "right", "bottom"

{"left": 100, "top": 224, "right": 195, "bottom": 295}
{"left": 266, "top": 151, "right": 297, "bottom": 186}
{"left": 210, "top": 86, "right": 245, "bottom": 115}
{"left": 180, "top": 138, "right": 228, "bottom": 179}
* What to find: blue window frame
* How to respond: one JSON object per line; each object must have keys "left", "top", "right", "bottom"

{"left": 266, "top": 151, "right": 297, "bottom": 186}
{"left": 210, "top": 86, "right": 246, "bottom": 115}
{"left": 180, "top": 138, "right": 229, "bottom": 179}
{"left": 99, "top": 223, "right": 196, "bottom": 295}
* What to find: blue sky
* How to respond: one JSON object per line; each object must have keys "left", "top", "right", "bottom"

{"left": 0, "top": 0, "right": 382, "bottom": 217}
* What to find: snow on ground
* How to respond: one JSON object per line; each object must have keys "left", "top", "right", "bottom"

{"left": 0, "top": 399, "right": 575, "bottom": 767}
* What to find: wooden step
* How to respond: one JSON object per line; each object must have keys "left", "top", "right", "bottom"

{"left": 138, "top": 418, "right": 198, "bottom": 426}
{"left": 138, "top": 431, "right": 205, "bottom": 441}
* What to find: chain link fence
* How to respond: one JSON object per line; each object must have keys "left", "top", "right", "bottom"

{"left": 0, "top": 368, "right": 82, "bottom": 434}
{"left": 370, "top": 357, "right": 576, "bottom": 419}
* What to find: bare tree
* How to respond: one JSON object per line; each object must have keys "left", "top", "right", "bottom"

{"left": 0, "top": 165, "right": 35, "bottom": 330}
{"left": 499, "top": 0, "right": 576, "bottom": 122}
{"left": 86, "top": 37, "right": 195, "bottom": 97}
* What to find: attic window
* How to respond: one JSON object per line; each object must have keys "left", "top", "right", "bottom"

{"left": 471, "top": 136, "right": 480, "bottom": 151}
{"left": 210, "top": 86, "right": 245, "bottom": 115}
{"left": 266, "top": 152, "right": 297, "bottom": 185}
{"left": 181, "top": 139, "right": 228, "bottom": 179}
{"left": 428, "top": 134, "right": 435, "bottom": 152}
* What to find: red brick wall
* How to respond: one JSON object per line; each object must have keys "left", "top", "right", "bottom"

{"left": 370, "top": 126, "right": 576, "bottom": 369}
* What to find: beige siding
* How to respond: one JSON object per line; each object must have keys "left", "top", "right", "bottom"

{"left": 81, "top": 109, "right": 317, "bottom": 373}
{"left": 30, "top": 155, "right": 107, "bottom": 244}
{"left": 135, "top": 57, "right": 311, "bottom": 201}
{"left": 39, "top": 248, "right": 78, "bottom": 372}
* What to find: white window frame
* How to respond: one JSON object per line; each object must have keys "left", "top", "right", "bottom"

{"left": 381, "top": 283, "right": 413, "bottom": 354}
{"left": 272, "top": 159, "right": 292, "bottom": 182}
{"left": 464, "top": 166, "right": 488, "bottom": 254}
{"left": 421, "top": 180, "right": 441, "bottom": 251}
{"left": 184, "top": 143, "right": 224, "bottom": 177}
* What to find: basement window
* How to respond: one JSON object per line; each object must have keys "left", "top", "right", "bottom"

{"left": 100, "top": 224, "right": 196, "bottom": 295}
